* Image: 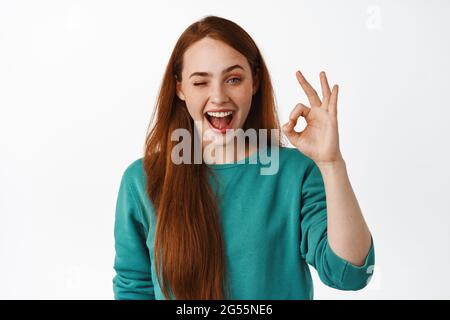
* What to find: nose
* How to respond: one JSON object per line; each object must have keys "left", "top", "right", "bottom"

{"left": 209, "top": 82, "right": 230, "bottom": 105}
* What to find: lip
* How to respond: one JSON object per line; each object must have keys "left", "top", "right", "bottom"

{"left": 204, "top": 110, "right": 236, "bottom": 134}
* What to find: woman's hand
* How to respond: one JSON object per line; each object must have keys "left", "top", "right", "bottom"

{"left": 282, "top": 70, "right": 344, "bottom": 167}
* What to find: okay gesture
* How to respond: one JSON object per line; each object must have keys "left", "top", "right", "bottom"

{"left": 282, "top": 70, "right": 344, "bottom": 166}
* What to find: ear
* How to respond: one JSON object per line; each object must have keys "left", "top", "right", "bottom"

{"left": 175, "top": 77, "right": 186, "bottom": 101}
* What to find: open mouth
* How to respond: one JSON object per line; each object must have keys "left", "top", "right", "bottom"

{"left": 204, "top": 110, "right": 234, "bottom": 133}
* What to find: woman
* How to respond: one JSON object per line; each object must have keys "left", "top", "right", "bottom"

{"left": 113, "top": 15, "right": 375, "bottom": 300}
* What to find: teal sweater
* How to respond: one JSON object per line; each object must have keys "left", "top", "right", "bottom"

{"left": 113, "top": 146, "right": 375, "bottom": 300}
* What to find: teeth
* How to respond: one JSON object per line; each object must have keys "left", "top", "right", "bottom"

{"left": 206, "top": 111, "right": 233, "bottom": 117}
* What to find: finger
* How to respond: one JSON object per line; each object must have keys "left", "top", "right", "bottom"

{"left": 296, "top": 71, "right": 322, "bottom": 108}
{"left": 282, "top": 121, "right": 303, "bottom": 146}
{"left": 329, "top": 85, "right": 339, "bottom": 117}
{"left": 282, "top": 102, "right": 310, "bottom": 138}
{"left": 320, "top": 71, "right": 331, "bottom": 109}
{"left": 282, "top": 117, "right": 301, "bottom": 145}
{"left": 289, "top": 102, "right": 311, "bottom": 122}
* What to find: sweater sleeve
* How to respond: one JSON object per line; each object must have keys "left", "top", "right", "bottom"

{"left": 299, "top": 159, "right": 375, "bottom": 291}
{"left": 112, "top": 167, "right": 155, "bottom": 300}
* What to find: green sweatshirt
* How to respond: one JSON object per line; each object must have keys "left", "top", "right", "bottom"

{"left": 113, "top": 146, "right": 375, "bottom": 300}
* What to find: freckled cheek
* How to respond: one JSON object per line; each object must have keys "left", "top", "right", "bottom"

{"left": 232, "top": 91, "right": 253, "bottom": 115}
{"left": 185, "top": 98, "right": 207, "bottom": 121}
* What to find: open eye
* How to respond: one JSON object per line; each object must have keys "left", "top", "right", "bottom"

{"left": 227, "top": 77, "right": 241, "bottom": 85}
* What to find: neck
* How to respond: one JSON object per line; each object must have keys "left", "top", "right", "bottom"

{"left": 202, "top": 138, "right": 257, "bottom": 165}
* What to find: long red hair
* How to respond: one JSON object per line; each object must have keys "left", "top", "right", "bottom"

{"left": 143, "top": 15, "right": 283, "bottom": 299}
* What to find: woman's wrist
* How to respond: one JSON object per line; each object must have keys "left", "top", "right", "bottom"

{"left": 316, "top": 157, "right": 346, "bottom": 176}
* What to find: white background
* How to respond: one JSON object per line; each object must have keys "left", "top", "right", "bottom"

{"left": 1, "top": 0, "right": 449, "bottom": 299}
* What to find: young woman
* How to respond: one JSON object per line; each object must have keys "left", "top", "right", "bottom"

{"left": 113, "top": 15, "right": 375, "bottom": 300}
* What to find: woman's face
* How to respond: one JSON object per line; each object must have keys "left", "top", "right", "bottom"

{"left": 176, "top": 37, "right": 258, "bottom": 146}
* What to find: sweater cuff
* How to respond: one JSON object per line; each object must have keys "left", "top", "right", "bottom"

{"left": 324, "top": 235, "right": 375, "bottom": 290}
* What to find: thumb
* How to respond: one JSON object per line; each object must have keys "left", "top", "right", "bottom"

{"left": 282, "top": 119, "right": 302, "bottom": 145}
{"left": 282, "top": 103, "right": 310, "bottom": 142}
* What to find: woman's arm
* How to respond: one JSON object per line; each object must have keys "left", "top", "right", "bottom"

{"left": 317, "top": 159, "right": 371, "bottom": 266}
{"left": 283, "top": 70, "right": 372, "bottom": 267}
{"left": 113, "top": 163, "right": 156, "bottom": 300}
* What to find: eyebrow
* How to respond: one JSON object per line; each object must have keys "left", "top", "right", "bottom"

{"left": 189, "top": 64, "right": 245, "bottom": 79}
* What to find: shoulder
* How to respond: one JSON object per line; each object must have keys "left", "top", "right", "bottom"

{"left": 278, "top": 146, "right": 316, "bottom": 172}
{"left": 120, "top": 157, "right": 146, "bottom": 196}
{"left": 123, "top": 157, "right": 144, "bottom": 179}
